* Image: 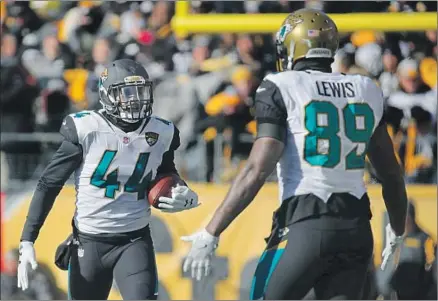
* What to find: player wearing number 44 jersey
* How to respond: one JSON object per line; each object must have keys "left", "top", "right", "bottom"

{"left": 183, "top": 9, "right": 408, "bottom": 300}
{"left": 17, "top": 59, "right": 200, "bottom": 300}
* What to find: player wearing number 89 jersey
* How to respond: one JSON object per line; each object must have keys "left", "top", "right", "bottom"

{"left": 17, "top": 59, "right": 200, "bottom": 300}
{"left": 182, "top": 8, "right": 408, "bottom": 300}
{"left": 272, "top": 70, "right": 382, "bottom": 203}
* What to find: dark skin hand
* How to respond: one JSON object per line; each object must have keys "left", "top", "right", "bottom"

{"left": 367, "top": 122, "right": 408, "bottom": 236}
{"left": 206, "top": 137, "right": 284, "bottom": 237}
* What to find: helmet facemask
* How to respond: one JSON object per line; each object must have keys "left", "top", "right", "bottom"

{"left": 99, "top": 77, "right": 153, "bottom": 123}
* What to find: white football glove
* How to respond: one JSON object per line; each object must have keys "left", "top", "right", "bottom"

{"left": 181, "top": 229, "right": 219, "bottom": 281}
{"left": 158, "top": 185, "right": 200, "bottom": 213}
{"left": 381, "top": 223, "right": 404, "bottom": 270}
{"left": 17, "top": 241, "right": 38, "bottom": 291}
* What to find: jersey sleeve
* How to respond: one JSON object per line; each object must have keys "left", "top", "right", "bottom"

{"left": 365, "top": 77, "right": 385, "bottom": 127}
{"left": 59, "top": 115, "right": 79, "bottom": 145}
{"left": 254, "top": 78, "right": 288, "bottom": 142}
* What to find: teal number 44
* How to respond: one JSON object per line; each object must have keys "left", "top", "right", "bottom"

{"left": 90, "top": 150, "right": 152, "bottom": 199}
{"left": 304, "top": 101, "right": 374, "bottom": 169}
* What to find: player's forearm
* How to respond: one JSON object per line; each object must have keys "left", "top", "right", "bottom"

{"left": 206, "top": 161, "right": 267, "bottom": 237}
{"left": 381, "top": 173, "right": 408, "bottom": 236}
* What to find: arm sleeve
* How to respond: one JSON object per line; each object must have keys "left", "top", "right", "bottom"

{"left": 20, "top": 117, "right": 82, "bottom": 242}
{"left": 156, "top": 125, "right": 180, "bottom": 176}
{"left": 254, "top": 79, "right": 288, "bottom": 142}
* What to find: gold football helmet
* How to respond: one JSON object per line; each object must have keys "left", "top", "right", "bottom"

{"left": 275, "top": 8, "right": 339, "bottom": 72}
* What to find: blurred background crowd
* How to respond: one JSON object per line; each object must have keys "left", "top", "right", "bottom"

{"left": 1, "top": 0, "right": 437, "bottom": 189}
{"left": 0, "top": 1, "right": 437, "bottom": 300}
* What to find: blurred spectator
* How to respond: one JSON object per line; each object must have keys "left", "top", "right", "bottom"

{"left": 424, "top": 30, "right": 437, "bottom": 57}
{"left": 384, "top": 59, "right": 436, "bottom": 183}
{"left": 4, "top": 1, "right": 44, "bottom": 41}
{"left": 0, "top": 248, "right": 58, "bottom": 300}
{"left": 90, "top": 36, "right": 112, "bottom": 76}
{"left": 354, "top": 42, "right": 383, "bottom": 79}
{"left": 201, "top": 65, "right": 256, "bottom": 181}
{"left": 387, "top": 59, "right": 435, "bottom": 121}
{"left": 235, "top": 34, "right": 261, "bottom": 73}
{"left": 376, "top": 202, "right": 437, "bottom": 299}
{"left": 379, "top": 44, "right": 402, "bottom": 98}
{"left": 1, "top": 30, "right": 40, "bottom": 181}
{"left": 21, "top": 23, "right": 75, "bottom": 84}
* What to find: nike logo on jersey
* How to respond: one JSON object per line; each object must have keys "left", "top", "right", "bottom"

{"left": 130, "top": 237, "right": 142, "bottom": 243}
{"left": 256, "top": 87, "right": 266, "bottom": 93}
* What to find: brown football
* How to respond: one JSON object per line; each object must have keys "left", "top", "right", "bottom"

{"left": 148, "top": 173, "right": 186, "bottom": 208}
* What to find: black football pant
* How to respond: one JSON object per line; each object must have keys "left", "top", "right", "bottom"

{"left": 249, "top": 217, "right": 374, "bottom": 300}
{"left": 68, "top": 225, "right": 158, "bottom": 300}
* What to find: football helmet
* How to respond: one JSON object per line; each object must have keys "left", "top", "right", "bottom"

{"left": 275, "top": 8, "right": 339, "bottom": 72}
{"left": 98, "top": 59, "right": 153, "bottom": 123}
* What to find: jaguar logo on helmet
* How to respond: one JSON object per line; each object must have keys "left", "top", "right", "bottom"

{"left": 277, "top": 24, "right": 292, "bottom": 43}
{"left": 100, "top": 68, "right": 108, "bottom": 82}
{"left": 145, "top": 132, "right": 159, "bottom": 146}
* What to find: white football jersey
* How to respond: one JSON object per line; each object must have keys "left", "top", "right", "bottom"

{"left": 69, "top": 110, "right": 175, "bottom": 234}
{"left": 264, "top": 70, "right": 384, "bottom": 203}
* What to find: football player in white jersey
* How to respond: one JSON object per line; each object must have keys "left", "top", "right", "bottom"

{"left": 17, "top": 59, "right": 200, "bottom": 300}
{"left": 182, "top": 9, "right": 408, "bottom": 300}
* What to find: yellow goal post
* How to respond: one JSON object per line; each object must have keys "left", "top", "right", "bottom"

{"left": 171, "top": 1, "right": 437, "bottom": 38}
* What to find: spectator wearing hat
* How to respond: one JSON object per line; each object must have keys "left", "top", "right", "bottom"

{"left": 376, "top": 201, "right": 436, "bottom": 299}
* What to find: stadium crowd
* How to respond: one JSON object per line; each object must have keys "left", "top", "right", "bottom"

{"left": 0, "top": 1, "right": 436, "bottom": 300}
{"left": 1, "top": 0, "right": 437, "bottom": 186}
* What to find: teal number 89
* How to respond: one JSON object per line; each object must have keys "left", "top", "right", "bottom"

{"left": 90, "top": 150, "right": 152, "bottom": 199}
{"left": 304, "top": 101, "right": 375, "bottom": 169}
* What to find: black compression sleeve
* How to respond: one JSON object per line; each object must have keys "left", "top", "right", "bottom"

{"left": 20, "top": 140, "right": 82, "bottom": 242}
{"left": 254, "top": 79, "right": 288, "bottom": 142}
{"left": 156, "top": 125, "right": 180, "bottom": 176}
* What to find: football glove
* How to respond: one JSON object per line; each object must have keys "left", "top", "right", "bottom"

{"left": 158, "top": 185, "right": 200, "bottom": 213}
{"left": 17, "top": 241, "right": 38, "bottom": 291}
{"left": 381, "top": 223, "right": 404, "bottom": 270}
{"left": 181, "top": 229, "right": 219, "bottom": 281}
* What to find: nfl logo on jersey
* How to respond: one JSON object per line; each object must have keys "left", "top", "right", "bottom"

{"left": 123, "top": 137, "right": 130, "bottom": 144}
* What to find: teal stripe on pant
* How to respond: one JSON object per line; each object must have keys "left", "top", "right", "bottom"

{"left": 249, "top": 248, "right": 285, "bottom": 300}
{"left": 67, "top": 261, "right": 72, "bottom": 300}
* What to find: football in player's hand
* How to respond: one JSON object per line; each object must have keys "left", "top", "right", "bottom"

{"left": 148, "top": 174, "right": 186, "bottom": 208}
